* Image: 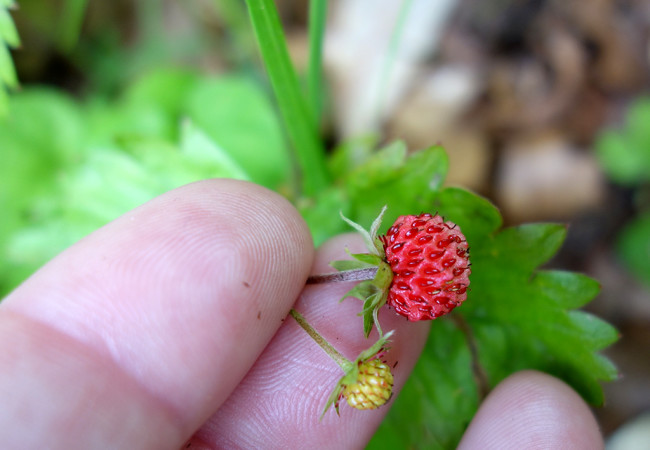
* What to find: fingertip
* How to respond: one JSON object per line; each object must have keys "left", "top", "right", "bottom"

{"left": 188, "top": 232, "right": 431, "bottom": 448}
{"left": 458, "top": 370, "right": 604, "bottom": 450}
{"left": 0, "top": 179, "right": 315, "bottom": 446}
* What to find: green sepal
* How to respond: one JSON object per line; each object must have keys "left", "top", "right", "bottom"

{"left": 361, "top": 261, "right": 393, "bottom": 337}
{"left": 329, "top": 259, "right": 375, "bottom": 271}
{"left": 350, "top": 253, "right": 383, "bottom": 266}
{"left": 339, "top": 280, "right": 378, "bottom": 304}
{"left": 321, "top": 330, "right": 394, "bottom": 419}
{"left": 340, "top": 205, "right": 387, "bottom": 256}
{"left": 336, "top": 207, "right": 394, "bottom": 338}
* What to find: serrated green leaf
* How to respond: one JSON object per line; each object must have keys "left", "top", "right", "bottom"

{"left": 0, "top": 42, "right": 17, "bottom": 87}
{"left": 0, "top": 7, "right": 19, "bottom": 47}
{"left": 488, "top": 223, "right": 567, "bottom": 272}
{"left": 0, "top": 2, "right": 18, "bottom": 113}
{"left": 432, "top": 186, "right": 502, "bottom": 241}
{"left": 373, "top": 197, "right": 617, "bottom": 446}
{"left": 566, "top": 310, "right": 620, "bottom": 350}
{"left": 531, "top": 270, "right": 601, "bottom": 309}
{"left": 346, "top": 140, "right": 407, "bottom": 190}
{"left": 348, "top": 145, "right": 449, "bottom": 228}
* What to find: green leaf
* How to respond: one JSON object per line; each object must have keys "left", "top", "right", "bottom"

{"left": 0, "top": 36, "right": 17, "bottom": 86}
{"left": 432, "top": 187, "right": 502, "bottom": 241}
{"left": 596, "top": 96, "right": 650, "bottom": 185}
{"left": 348, "top": 144, "right": 449, "bottom": 228}
{"left": 124, "top": 68, "right": 200, "bottom": 119}
{"left": 0, "top": 88, "right": 85, "bottom": 251}
{"left": 178, "top": 120, "right": 251, "bottom": 181}
{"left": 0, "top": 6, "right": 19, "bottom": 47}
{"left": 184, "top": 76, "right": 291, "bottom": 189}
{"left": 530, "top": 270, "right": 601, "bottom": 309}
{"left": 0, "top": 1, "right": 18, "bottom": 116}
{"left": 370, "top": 320, "right": 478, "bottom": 449}
{"left": 617, "top": 212, "right": 650, "bottom": 286}
{"left": 463, "top": 221, "right": 618, "bottom": 406}
{"left": 327, "top": 134, "right": 379, "bottom": 178}
{"left": 370, "top": 205, "right": 617, "bottom": 447}
{"left": 299, "top": 186, "right": 349, "bottom": 247}
{"left": 486, "top": 223, "right": 567, "bottom": 273}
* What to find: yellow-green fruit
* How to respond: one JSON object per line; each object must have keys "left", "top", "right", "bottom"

{"left": 343, "top": 360, "right": 394, "bottom": 410}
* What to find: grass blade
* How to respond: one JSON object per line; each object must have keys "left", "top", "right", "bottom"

{"left": 308, "top": 0, "right": 327, "bottom": 124}
{"left": 244, "top": 0, "right": 329, "bottom": 197}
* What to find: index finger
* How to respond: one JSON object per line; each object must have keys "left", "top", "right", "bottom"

{"left": 0, "top": 179, "right": 314, "bottom": 448}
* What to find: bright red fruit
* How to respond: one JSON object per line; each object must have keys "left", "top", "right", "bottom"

{"left": 380, "top": 213, "right": 471, "bottom": 321}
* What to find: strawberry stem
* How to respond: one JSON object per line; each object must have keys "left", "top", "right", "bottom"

{"left": 289, "top": 309, "right": 352, "bottom": 371}
{"left": 307, "top": 267, "right": 378, "bottom": 284}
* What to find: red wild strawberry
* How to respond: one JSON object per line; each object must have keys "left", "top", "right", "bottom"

{"left": 326, "top": 207, "right": 471, "bottom": 335}
{"left": 380, "top": 213, "right": 470, "bottom": 321}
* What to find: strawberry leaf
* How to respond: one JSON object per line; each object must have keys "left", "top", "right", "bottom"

{"left": 371, "top": 219, "right": 618, "bottom": 448}
{"left": 363, "top": 150, "right": 618, "bottom": 448}
{"left": 371, "top": 319, "right": 478, "bottom": 449}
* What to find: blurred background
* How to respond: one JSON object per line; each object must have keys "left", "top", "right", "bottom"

{"left": 3, "top": 0, "right": 650, "bottom": 445}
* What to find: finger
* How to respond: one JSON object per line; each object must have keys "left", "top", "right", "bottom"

{"left": 458, "top": 370, "right": 604, "bottom": 450}
{"left": 0, "top": 179, "right": 314, "bottom": 448}
{"left": 186, "top": 233, "right": 432, "bottom": 449}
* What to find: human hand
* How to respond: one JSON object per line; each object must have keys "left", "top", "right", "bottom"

{"left": 0, "top": 180, "right": 603, "bottom": 448}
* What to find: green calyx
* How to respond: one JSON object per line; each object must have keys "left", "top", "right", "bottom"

{"left": 289, "top": 309, "right": 394, "bottom": 419}
{"left": 321, "top": 330, "right": 394, "bottom": 418}
{"left": 331, "top": 206, "right": 393, "bottom": 338}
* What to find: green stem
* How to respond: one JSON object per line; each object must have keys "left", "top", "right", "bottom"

{"left": 58, "top": 0, "right": 88, "bottom": 53}
{"left": 290, "top": 309, "right": 351, "bottom": 370}
{"left": 307, "top": 0, "right": 327, "bottom": 124}
{"left": 244, "top": 0, "right": 329, "bottom": 197}
{"left": 373, "top": 0, "right": 414, "bottom": 128}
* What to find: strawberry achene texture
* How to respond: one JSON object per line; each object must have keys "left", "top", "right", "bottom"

{"left": 343, "top": 359, "right": 394, "bottom": 410}
{"left": 380, "top": 213, "right": 471, "bottom": 321}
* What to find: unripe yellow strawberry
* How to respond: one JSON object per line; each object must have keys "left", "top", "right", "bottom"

{"left": 343, "top": 359, "right": 394, "bottom": 410}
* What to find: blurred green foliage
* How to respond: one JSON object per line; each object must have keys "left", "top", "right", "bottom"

{"left": 0, "top": 70, "right": 288, "bottom": 293}
{"left": 0, "top": 0, "right": 19, "bottom": 115}
{"left": 0, "top": 1, "right": 621, "bottom": 447}
{"left": 597, "top": 96, "right": 650, "bottom": 286}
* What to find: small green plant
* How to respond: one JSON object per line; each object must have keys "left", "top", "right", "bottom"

{"left": 0, "top": 1, "right": 619, "bottom": 448}
{"left": 597, "top": 96, "right": 650, "bottom": 286}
